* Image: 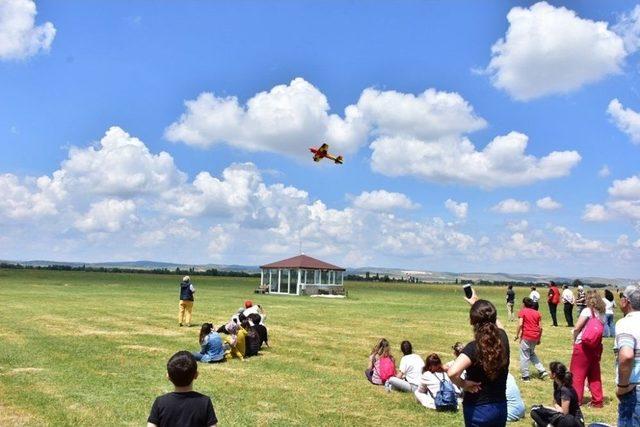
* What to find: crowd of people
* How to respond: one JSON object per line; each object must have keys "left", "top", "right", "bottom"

{"left": 364, "top": 282, "right": 640, "bottom": 427}
{"left": 148, "top": 275, "right": 640, "bottom": 427}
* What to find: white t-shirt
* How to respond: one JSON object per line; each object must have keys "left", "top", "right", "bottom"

{"left": 415, "top": 371, "right": 453, "bottom": 409}
{"left": 615, "top": 311, "right": 640, "bottom": 385}
{"left": 603, "top": 298, "right": 616, "bottom": 315}
{"left": 399, "top": 354, "right": 425, "bottom": 386}
{"left": 562, "top": 289, "right": 574, "bottom": 304}
{"left": 529, "top": 290, "right": 541, "bottom": 302}
{"left": 575, "top": 307, "right": 606, "bottom": 344}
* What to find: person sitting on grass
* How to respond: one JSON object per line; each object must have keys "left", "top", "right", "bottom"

{"left": 243, "top": 300, "right": 266, "bottom": 322}
{"left": 192, "top": 323, "right": 225, "bottom": 363}
{"left": 222, "top": 322, "right": 243, "bottom": 361}
{"left": 248, "top": 313, "right": 269, "bottom": 348}
{"left": 530, "top": 361, "right": 584, "bottom": 427}
{"left": 147, "top": 351, "right": 218, "bottom": 427}
{"left": 414, "top": 353, "right": 457, "bottom": 410}
{"left": 242, "top": 319, "right": 261, "bottom": 358}
{"left": 365, "top": 338, "right": 396, "bottom": 385}
{"left": 505, "top": 373, "right": 525, "bottom": 422}
{"left": 385, "top": 340, "right": 424, "bottom": 392}
{"left": 444, "top": 342, "right": 465, "bottom": 372}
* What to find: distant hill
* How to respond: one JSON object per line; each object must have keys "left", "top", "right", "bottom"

{"left": 2, "top": 259, "right": 635, "bottom": 286}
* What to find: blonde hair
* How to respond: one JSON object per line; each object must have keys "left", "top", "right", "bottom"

{"left": 586, "top": 289, "right": 606, "bottom": 313}
{"left": 371, "top": 338, "right": 392, "bottom": 359}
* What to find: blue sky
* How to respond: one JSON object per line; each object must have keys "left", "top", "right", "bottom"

{"left": 2, "top": 0, "right": 640, "bottom": 278}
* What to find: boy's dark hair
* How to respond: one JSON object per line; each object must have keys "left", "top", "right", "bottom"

{"left": 523, "top": 297, "right": 534, "bottom": 308}
{"left": 167, "top": 351, "right": 197, "bottom": 387}
{"left": 507, "top": 284, "right": 513, "bottom": 290}
{"left": 248, "top": 313, "right": 262, "bottom": 325}
{"left": 400, "top": 340, "right": 412, "bottom": 355}
{"left": 531, "top": 286, "right": 536, "bottom": 291}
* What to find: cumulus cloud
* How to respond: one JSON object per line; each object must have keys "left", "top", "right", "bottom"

{"left": 598, "top": 165, "right": 611, "bottom": 178}
{"left": 165, "top": 78, "right": 368, "bottom": 157}
{"left": 536, "top": 196, "right": 561, "bottom": 210}
{"left": 74, "top": 199, "right": 137, "bottom": 233}
{"left": 609, "top": 175, "right": 640, "bottom": 199}
{"left": 553, "top": 226, "right": 606, "bottom": 252}
{"left": 0, "top": 173, "right": 61, "bottom": 219}
{"left": 607, "top": 99, "right": 640, "bottom": 144}
{"left": 168, "top": 79, "right": 580, "bottom": 188}
{"left": 352, "top": 190, "right": 418, "bottom": 212}
{"left": 444, "top": 199, "right": 468, "bottom": 219}
{"left": 507, "top": 220, "right": 529, "bottom": 232}
{"left": 486, "top": 2, "right": 626, "bottom": 101}
{"left": 582, "top": 204, "right": 610, "bottom": 222}
{"left": 492, "top": 199, "right": 530, "bottom": 214}
{"left": 493, "top": 232, "right": 552, "bottom": 260}
{"left": 613, "top": 5, "right": 640, "bottom": 54}
{"left": 0, "top": 0, "right": 56, "bottom": 60}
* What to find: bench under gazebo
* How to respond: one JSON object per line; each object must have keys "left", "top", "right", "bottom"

{"left": 259, "top": 254, "right": 346, "bottom": 296}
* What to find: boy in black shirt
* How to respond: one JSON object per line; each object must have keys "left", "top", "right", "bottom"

{"left": 147, "top": 351, "right": 218, "bottom": 427}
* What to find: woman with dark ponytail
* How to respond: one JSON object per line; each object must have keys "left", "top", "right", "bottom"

{"left": 448, "top": 293, "right": 510, "bottom": 427}
{"left": 530, "top": 361, "right": 584, "bottom": 426}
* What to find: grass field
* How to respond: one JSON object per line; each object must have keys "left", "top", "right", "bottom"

{"left": 0, "top": 269, "right": 621, "bottom": 426}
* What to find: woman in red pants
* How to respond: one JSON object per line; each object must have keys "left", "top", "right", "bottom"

{"left": 570, "top": 289, "right": 606, "bottom": 408}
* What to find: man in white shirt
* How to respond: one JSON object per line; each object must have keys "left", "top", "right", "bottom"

{"left": 385, "top": 341, "right": 424, "bottom": 392}
{"left": 562, "top": 284, "right": 575, "bottom": 327}
{"left": 615, "top": 285, "right": 640, "bottom": 426}
{"left": 529, "top": 286, "right": 541, "bottom": 311}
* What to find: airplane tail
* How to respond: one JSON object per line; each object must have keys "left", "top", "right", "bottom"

{"left": 335, "top": 156, "right": 343, "bottom": 164}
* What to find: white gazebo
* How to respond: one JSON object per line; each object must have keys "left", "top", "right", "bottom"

{"left": 259, "top": 254, "right": 345, "bottom": 295}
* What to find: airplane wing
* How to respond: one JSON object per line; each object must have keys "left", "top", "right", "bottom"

{"left": 318, "top": 143, "right": 328, "bottom": 154}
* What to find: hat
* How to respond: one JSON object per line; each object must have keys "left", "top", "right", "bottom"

{"left": 578, "top": 285, "right": 584, "bottom": 290}
{"left": 244, "top": 300, "right": 253, "bottom": 309}
{"left": 183, "top": 275, "right": 190, "bottom": 282}
{"left": 622, "top": 284, "right": 640, "bottom": 300}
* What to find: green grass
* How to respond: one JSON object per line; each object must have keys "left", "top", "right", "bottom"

{"left": 0, "top": 269, "right": 620, "bottom": 426}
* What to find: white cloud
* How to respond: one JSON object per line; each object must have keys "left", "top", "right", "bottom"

{"left": 165, "top": 78, "right": 368, "bottom": 157}
{"left": 444, "top": 199, "right": 468, "bottom": 219}
{"left": 582, "top": 204, "right": 610, "bottom": 222}
{"left": 74, "top": 199, "right": 137, "bottom": 233}
{"left": 507, "top": 220, "right": 529, "bottom": 232}
{"left": 370, "top": 132, "right": 580, "bottom": 188}
{"left": 492, "top": 198, "right": 530, "bottom": 214}
{"left": 486, "top": 2, "right": 626, "bottom": 101}
{"left": 553, "top": 226, "right": 606, "bottom": 252}
{"left": 493, "top": 232, "right": 552, "bottom": 260}
{"left": 536, "top": 196, "right": 561, "bottom": 210}
{"left": 608, "top": 99, "right": 640, "bottom": 144}
{"left": 613, "top": 5, "right": 640, "bottom": 54}
{"left": 0, "top": 0, "right": 55, "bottom": 60}
{"left": 0, "top": 173, "right": 60, "bottom": 219}
{"left": 352, "top": 190, "right": 418, "bottom": 212}
{"left": 598, "top": 165, "right": 611, "bottom": 178}
{"left": 609, "top": 175, "right": 640, "bottom": 199}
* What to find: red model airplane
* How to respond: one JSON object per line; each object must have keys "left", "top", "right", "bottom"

{"left": 309, "top": 143, "right": 343, "bottom": 164}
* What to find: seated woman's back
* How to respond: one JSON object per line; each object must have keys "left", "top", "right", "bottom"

{"left": 202, "top": 332, "right": 225, "bottom": 362}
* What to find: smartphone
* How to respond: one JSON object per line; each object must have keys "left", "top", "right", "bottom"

{"left": 463, "top": 283, "right": 473, "bottom": 299}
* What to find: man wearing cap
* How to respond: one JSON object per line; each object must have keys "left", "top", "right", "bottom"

{"left": 178, "top": 276, "right": 196, "bottom": 327}
{"left": 547, "top": 281, "right": 560, "bottom": 327}
{"left": 615, "top": 285, "right": 640, "bottom": 426}
{"left": 575, "top": 285, "right": 586, "bottom": 318}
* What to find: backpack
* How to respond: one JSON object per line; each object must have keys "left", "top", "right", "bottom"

{"left": 377, "top": 356, "right": 396, "bottom": 382}
{"left": 581, "top": 308, "right": 604, "bottom": 349}
{"left": 427, "top": 373, "right": 458, "bottom": 412}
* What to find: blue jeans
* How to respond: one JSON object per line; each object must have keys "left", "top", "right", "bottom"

{"left": 463, "top": 402, "right": 507, "bottom": 427}
{"left": 618, "top": 386, "right": 639, "bottom": 427}
{"left": 604, "top": 313, "right": 615, "bottom": 337}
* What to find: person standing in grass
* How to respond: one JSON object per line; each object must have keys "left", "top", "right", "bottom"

{"left": 178, "top": 276, "right": 196, "bottom": 327}
{"left": 575, "top": 285, "right": 586, "bottom": 318}
{"left": 602, "top": 289, "right": 616, "bottom": 338}
{"left": 385, "top": 340, "right": 424, "bottom": 392}
{"left": 530, "top": 361, "right": 584, "bottom": 427}
{"left": 147, "top": 351, "right": 218, "bottom": 427}
{"left": 448, "top": 294, "right": 510, "bottom": 427}
{"left": 365, "top": 338, "right": 396, "bottom": 386}
{"left": 529, "top": 286, "right": 541, "bottom": 311}
{"left": 547, "top": 281, "right": 560, "bottom": 327}
{"left": 562, "top": 285, "right": 575, "bottom": 327}
{"left": 515, "top": 297, "right": 548, "bottom": 382}
{"left": 570, "top": 289, "right": 606, "bottom": 408}
{"left": 192, "top": 323, "right": 225, "bottom": 364}
{"left": 506, "top": 285, "right": 516, "bottom": 322}
{"left": 614, "top": 284, "right": 640, "bottom": 426}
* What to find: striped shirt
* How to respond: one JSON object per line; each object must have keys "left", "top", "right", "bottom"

{"left": 614, "top": 311, "right": 640, "bottom": 385}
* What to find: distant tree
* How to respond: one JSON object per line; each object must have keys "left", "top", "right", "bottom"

{"left": 572, "top": 279, "right": 584, "bottom": 288}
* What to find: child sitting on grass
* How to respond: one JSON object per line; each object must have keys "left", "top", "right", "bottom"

{"left": 147, "top": 351, "right": 218, "bottom": 427}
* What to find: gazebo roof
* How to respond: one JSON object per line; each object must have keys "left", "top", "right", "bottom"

{"left": 260, "top": 254, "right": 345, "bottom": 271}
